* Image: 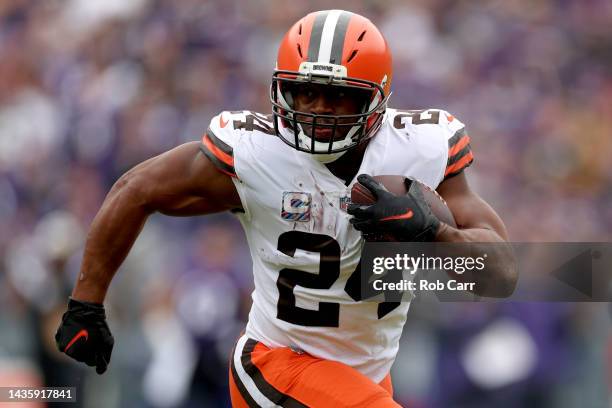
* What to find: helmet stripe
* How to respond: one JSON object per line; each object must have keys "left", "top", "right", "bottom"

{"left": 307, "top": 11, "right": 329, "bottom": 62}
{"left": 307, "top": 10, "right": 353, "bottom": 64}
{"left": 328, "top": 11, "right": 352, "bottom": 64}
{"left": 316, "top": 10, "right": 342, "bottom": 63}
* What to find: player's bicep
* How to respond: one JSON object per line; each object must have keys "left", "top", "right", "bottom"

{"left": 116, "top": 142, "right": 241, "bottom": 216}
{"left": 436, "top": 172, "right": 508, "bottom": 240}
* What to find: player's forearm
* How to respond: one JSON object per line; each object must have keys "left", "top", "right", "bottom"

{"left": 435, "top": 222, "right": 504, "bottom": 243}
{"left": 435, "top": 223, "right": 517, "bottom": 297}
{"left": 72, "top": 179, "right": 151, "bottom": 303}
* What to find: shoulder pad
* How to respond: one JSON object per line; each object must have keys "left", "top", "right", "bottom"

{"left": 200, "top": 111, "right": 244, "bottom": 178}
{"left": 389, "top": 108, "right": 464, "bottom": 134}
{"left": 387, "top": 108, "right": 474, "bottom": 181}
{"left": 200, "top": 111, "right": 277, "bottom": 178}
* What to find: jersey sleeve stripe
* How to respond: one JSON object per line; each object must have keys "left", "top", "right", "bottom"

{"left": 202, "top": 133, "right": 234, "bottom": 167}
{"left": 447, "top": 144, "right": 471, "bottom": 166}
{"left": 445, "top": 151, "right": 474, "bottom": 177}
{"left": 207, "top": 128, "right": 234, "bottom": 155}
{"left": 444, "top": 127, "right": 473, "bottom": 179}
{"left": 200, "top": 126, "right": 239, "bottom": 177}
{"left": 447, "top": 127, "right": 467, "bottom": 148}
{"left": 199, "top": 140, "right": 237, "bottom": 177}
{"left": 448, "top": 134, "right": 471, "bottom": 158}
{"left": 241, "top": 339, "right": 308, "bottom": 408}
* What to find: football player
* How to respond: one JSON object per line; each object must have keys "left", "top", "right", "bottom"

{"left": 56, "top": 10, "right": 516, "bottom": 407}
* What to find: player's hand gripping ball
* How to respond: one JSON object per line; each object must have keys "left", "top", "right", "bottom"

{"left": 348, "top": 174, "right": 456, "bottom": 242}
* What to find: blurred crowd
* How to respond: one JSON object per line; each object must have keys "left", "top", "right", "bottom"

{"left": 0, "top": 0, "right": 611, "bottom": 407}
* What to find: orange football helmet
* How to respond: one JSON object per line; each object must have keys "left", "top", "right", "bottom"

{"left": 271, "top": 10, "right": 393, "bottom": 162}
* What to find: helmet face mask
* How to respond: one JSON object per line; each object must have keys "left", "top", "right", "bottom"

{"left": 271, "top": 10, "right": 393, "bottom": 162}
{"left": 271, "top": 71, "right": 388, "bottom": 155}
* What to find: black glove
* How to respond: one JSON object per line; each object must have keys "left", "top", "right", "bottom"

{"left": 347, "top": 174, "right": 440, "bottom": 242}
{"left": 55, "top": 298, "right": 114, "bottom": 374}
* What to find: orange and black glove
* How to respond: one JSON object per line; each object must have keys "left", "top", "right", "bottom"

{"left": 55, "top": 298, "right": 114, "bottom": 374}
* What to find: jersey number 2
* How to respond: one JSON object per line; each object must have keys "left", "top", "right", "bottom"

{"left": 277, "top": 231, "right": 340, "bottom": 327}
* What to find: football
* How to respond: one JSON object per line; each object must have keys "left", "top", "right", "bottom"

{"left": 351, "top": 175, "right": 457, "bottom": 228}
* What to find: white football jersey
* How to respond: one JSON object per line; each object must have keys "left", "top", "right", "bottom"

{"left": 199, "top": 108, "right": 472, "bottom": 382}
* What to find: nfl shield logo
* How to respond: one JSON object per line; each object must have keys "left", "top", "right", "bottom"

{"left": 339, "top": 195, "right": 351, "bottom": 212}
{"left": 281, "top": 192, "right": 311, "bottom": 222}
